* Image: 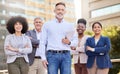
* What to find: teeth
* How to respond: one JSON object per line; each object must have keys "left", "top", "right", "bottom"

{"left": 58, "top": 14, "right": 62, "bottom": 15}
{"left": 78, "top": 30, "right": 82, "bottom": 31}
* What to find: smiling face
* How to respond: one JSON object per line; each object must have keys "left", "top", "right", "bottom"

{"left": 14, "top": 22, "right": 23, "bottom": 33}
{"left": 76, "top": 23, "right": 86, "bottom": 35}
{"left": 54, "top": 4, "right": 66, "bottom": 20}
{"left": 34, "top": 18, "right": 43, "bottom": 31}
{"left": 92, "top": 23, "right": 102, "bottom": 35}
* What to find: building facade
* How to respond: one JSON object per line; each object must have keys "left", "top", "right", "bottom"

{"left": 0, "top": 0, "right": 76, "bottom": 69}
{"left": 81, "top": 0, "right": 120, "bottom": 29}
{"left": 0, "top": 0, "right": 76, "bottom": 28}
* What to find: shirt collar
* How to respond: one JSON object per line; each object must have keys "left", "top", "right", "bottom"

{"left": 13, "top": 34, "right": 24, "bottom": 37}
{"left": 54, "top": 18, "right": 64, "bottom": 23}
{"left": 34, "top": 29, "right": 41, "bottom": 34}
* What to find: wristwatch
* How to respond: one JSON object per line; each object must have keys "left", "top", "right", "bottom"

{"left": 68, "top": 41, "right": 71, "bottom": 45}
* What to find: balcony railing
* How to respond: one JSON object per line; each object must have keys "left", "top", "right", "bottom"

{"left": 0, "top": 59, "right": 120, "bottom": 74}
{"left": 0, "top": 70, "right": 8, "bottom": 74}
{"left": 111, "top": 59, "right": 120, "bottom": 63}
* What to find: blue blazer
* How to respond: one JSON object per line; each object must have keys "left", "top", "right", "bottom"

{"left": 85, "top": 36, "right": 112, "bottom": 69}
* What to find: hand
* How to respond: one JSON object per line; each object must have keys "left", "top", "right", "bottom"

{"left": 32, "top": 44, "right": 39, "bottom": 48}
{"left": 6, "top": 45, "right": 18, "bottom": 52}
{"left": 24, "top": 43, "right": 29, "bottom": 48}
{"left": 62, "top": 37, "right": 71, "bottom": 45}
{"left": 42, "top": 60, "right": 48, "bottom": 69}
{"left": 29, "top": 36, "right": 32, "bottom": 39}
{"left": 70, "top": 46, "right": 76, "bottom": 50}
{"left": 86, "top": 46, "right": 94, "bottom": 52}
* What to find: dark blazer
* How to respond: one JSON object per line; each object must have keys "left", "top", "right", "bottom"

{"left": 85, "top": 36, "right": 112, "bottom": 69}
{"left": 26, "top": 29, "right": 40, "bottom": 66}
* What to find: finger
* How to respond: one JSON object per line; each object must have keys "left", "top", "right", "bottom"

{"left": 43, "top": 63, "right": 46, "bottom": 68}
{"left": 42, "top": 61, "right": 48, "bottom": 69}
{"left": 44, "top": 62, "right": 48, "bottom": 69}
{"left": 65, "top": 36, "right": 67, "bottom": 39}
{"left": 5, "top": 47, "right": 8, "bottom": 50}
{"left": 62, "top": 39, "right": 65, "bottom": 43}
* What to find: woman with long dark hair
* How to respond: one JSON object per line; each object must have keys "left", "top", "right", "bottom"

{"left": 85, "top": 22, "right": 112, "bottom": 74}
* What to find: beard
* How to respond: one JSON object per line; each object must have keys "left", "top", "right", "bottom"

{"left": 56, "top": 13, "right": 64, "bottom": 19}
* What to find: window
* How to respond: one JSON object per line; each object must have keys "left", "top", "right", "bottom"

{"left": 91, "top": 4, "right": 120, "bottom": 18}
{"left": 2, "top": 10, "right": 6, "bottom": 15}
{"left": 9, "top": 2, "right": 26, "bottom": 9}
{"left": 0, "top": 20, "right": 6, "bottom": 25}
{"left": 1, "top": 0, "right": 5, "bottom": 4}
{"left": 8, "top": 12, "right": 26, "bottom": 17}
{"left": 30, "top": 0, "right": 44, "bottom": 4}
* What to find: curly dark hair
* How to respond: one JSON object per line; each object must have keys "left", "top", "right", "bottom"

{"left": 6, "top": 16, "right": 28, "bottom": 34}
{"left": 77, "top": 18, "right": 87, "bottom": 25}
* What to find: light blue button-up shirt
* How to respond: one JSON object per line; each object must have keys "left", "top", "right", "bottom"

{"left": 40, "top": 19, "right": 78, "bottom": 60}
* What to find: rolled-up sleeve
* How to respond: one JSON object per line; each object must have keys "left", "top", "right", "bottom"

{"left": 69, "top": 32, "right": 78, "bottom": 47}
{"left": 39, "top": 23, "right": 48, "bottom": 60}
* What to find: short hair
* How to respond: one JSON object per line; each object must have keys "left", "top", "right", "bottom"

{"left": 77, "top": 18, "right": 87, "bottom": 26}
{"left": 55, "top": 2, "right": 66, "bottom": 7}
{"left": 92, "top": 22, "right": 102, "bottom": 29}
{"left": 34, "top": 17, "right": 43, "bottom": 22}
{"left": 6, "top": 16, "right": 28, "bottom": 34}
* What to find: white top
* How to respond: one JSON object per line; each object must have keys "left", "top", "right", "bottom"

{"left": 95, "top": 39, "right": 99, "bottom": 45}
{"left": 4, "top": 34, "right": 32, "bottom": 63}
{"left": 35, "top": 30, "right": 42, "bottom": 57}
{"left": 40, "top": 19, "right": 78, "bottom": 60}
{"left": 72, "top": 35, "right": 89, "bottom": 64}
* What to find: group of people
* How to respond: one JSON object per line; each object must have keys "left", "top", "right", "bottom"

{"left": 72, "top": 19, "right": 112, "bottom": 74}
{"left": 4, "top": 2, "right": 112, "bottom": 74}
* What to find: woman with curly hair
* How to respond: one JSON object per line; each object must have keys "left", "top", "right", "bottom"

{"left": 4, "top": 16, "right": 32, "bottom": 74}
